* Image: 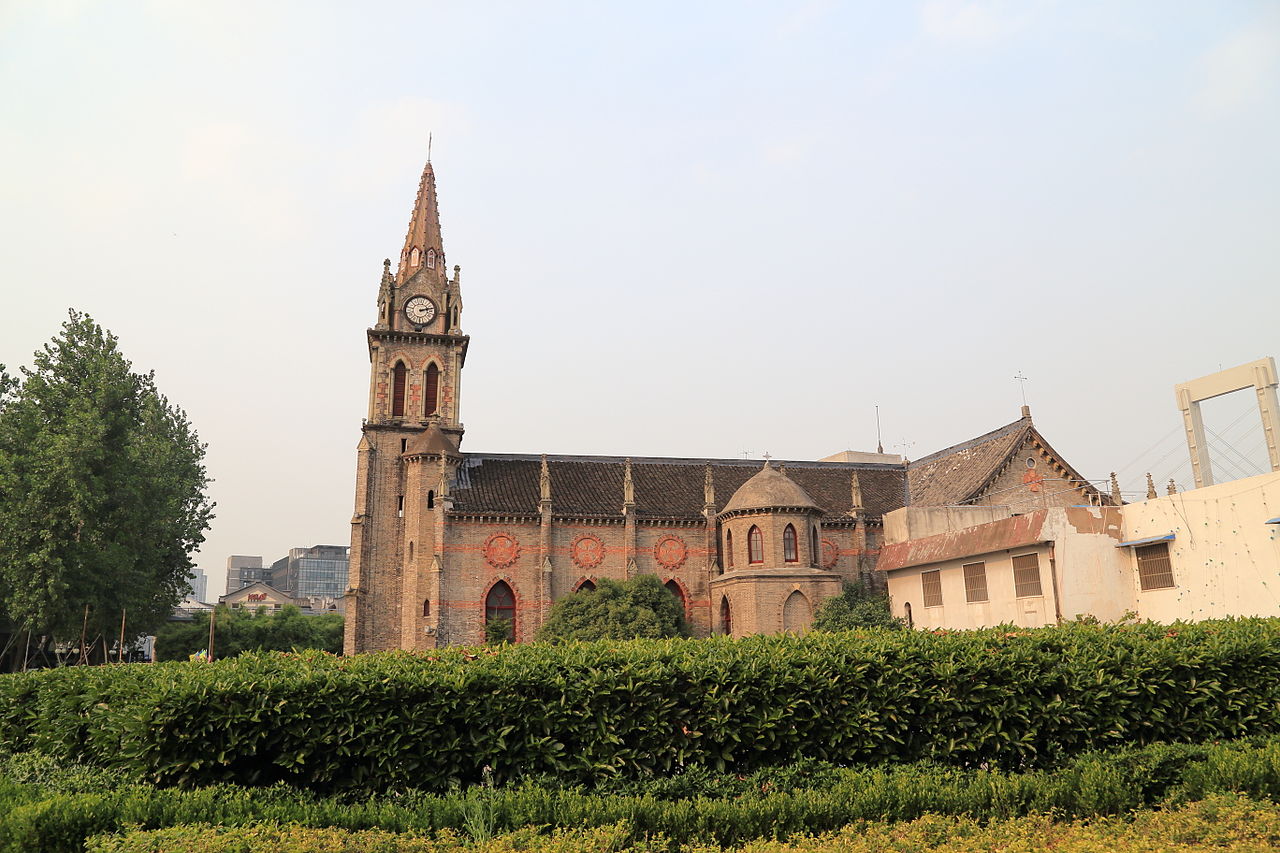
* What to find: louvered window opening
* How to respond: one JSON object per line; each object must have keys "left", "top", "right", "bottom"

{"left": 1012, "top": 553, "right": 1044, "bottom": 597}
{"left": 391, "top": 362, "right": 407, "bottom": 417}
{"left": 424, "top": 363, "right": 440, "bottom": 416}
{"left": 963, "top": 561, "right": 989, "bottom": 602}
{"left": 921, "top": 570, "right": 943, "bottom": 607}
{"left": 1136, "top": 542, "right": 1175, "bottom": 590}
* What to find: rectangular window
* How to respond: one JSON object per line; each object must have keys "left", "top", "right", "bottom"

{"left": 921, "top": 570, "right": 943, "bottom": 607}
{"left": 963, "top": 562, "right": 989, "bottom": 602}
{"left": 1135, "top": 542, "right": 1175, "bottom": 590}
{"left": 396, "top": 495, "right": 404, "bottom": 518}
{"left": 1012, "top": 553, "right": 1043, "bottom": 597}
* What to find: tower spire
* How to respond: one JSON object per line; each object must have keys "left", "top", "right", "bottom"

{"left": 397, "top": 157, "right": 446, "bottom": 284}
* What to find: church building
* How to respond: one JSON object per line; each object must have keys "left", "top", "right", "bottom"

{"left": 343, "top": 160, "right": 1110, "bottom": 653}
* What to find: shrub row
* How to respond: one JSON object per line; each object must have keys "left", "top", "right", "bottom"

{"left": 6, "top": 736, "right": 1280, "bottom": 852}
{"left": 5, "top": 619, "right": 1280, "bottom": 790}
{"left": 77, "top": 796, "right": 1280, "bottom": 853}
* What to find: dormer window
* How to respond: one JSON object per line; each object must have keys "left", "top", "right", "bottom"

{"left": 409, "top": 247, "right": 421, "bottom": 267}
{"left": 427, "top": 248, "right": 436, "bottom": 269}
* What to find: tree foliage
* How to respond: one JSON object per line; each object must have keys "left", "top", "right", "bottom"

{"left": 537, "top": 574, "right": 689, "bottom": 643}
{"left": 812, "top": 581, "right": 903, "bottom": 632}
{"left": 0, "top": 311, "right": 214, "bottom": 650}
{"left": 153, "top": 604, "right": 343, "bottom": 661}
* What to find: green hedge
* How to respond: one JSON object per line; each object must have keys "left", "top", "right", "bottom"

{"left": 72, "top": 797, "right": 1280, "bottom": 853}
{"left": 7, "top": 737, "right": 1280, "bottom": 852}
{"left": 5, "top": 619, "right": 1280, "bottom": 790}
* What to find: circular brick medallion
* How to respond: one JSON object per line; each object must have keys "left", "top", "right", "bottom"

{"left": 653, "top": 535, "right": 688, "bottom": 570}
{"left": 570, "top": 534, "right": 605, "bottom": 569}
{"left": 484, "top": 532, "right": 521, "bottom": 569}
{"left": 820, "top": 538, "right": 840, "bottom": 569}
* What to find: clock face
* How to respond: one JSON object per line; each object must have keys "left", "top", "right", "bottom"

{"left": 404, "top": 296, "right": 437, "bottom": 326}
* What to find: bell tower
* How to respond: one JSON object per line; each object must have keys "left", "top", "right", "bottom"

{"left": 346, "top": 157, "right": 470, "bottom": 655}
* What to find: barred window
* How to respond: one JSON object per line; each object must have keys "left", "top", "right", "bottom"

{"left": 1012, "top": 553, "right": 1043, "bottom": 597}
{"left": 963, "top": 561, "right": 989, "bottom": 602}
{"left": 1135, "top": 542, "right": 1175, "bottom": 590}
{"left": 922, "top": 570, "right": 943, "bottom": 607}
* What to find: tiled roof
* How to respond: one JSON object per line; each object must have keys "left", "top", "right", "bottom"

{"left": 907, "top": 417, "right": 1032, "bottom": 506}
{"left": 451, "top": 455, "right": 907, "bottom": 521}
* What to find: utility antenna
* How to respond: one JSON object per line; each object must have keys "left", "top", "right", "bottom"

{"left": 875, "top": 405, "right": 884, "bottom": 454}
{"left": 740, "top": 450, "right": 752, "bottom": 460}
{"left": 1014, "top": 371, "right": 1030, "bottom": 407}
{"left": 427, "top": 133, "right": 433, "bottom": 163}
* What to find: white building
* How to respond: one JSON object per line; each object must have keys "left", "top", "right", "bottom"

{"left": 879, "top": 471, "right": 1280, "bottom": 628}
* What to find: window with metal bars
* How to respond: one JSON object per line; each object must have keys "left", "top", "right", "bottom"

{"left": 921, "top": 570, "right": 943, "bottom": 607}
{"left": 1012, "top": 553, "right": 1043, "bottom": 597}
{"left": 963, "top": 561, "right": 989, "bottom": 602}
{"left": 1135, "top": 542, "right": 1175, "bottom": 589}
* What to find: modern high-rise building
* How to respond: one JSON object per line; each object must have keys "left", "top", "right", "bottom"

{"left": 186, "top": 567, "right": 208, "bottom": 603}
{"left": 268, "top": 545, "right": 350, "bottom": 601}
{"left": 225, "top": 555, "right": 269, "bottom": 594}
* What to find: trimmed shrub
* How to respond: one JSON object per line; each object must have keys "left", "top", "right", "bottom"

{"left": 9, "top": 738, "right": 1280, "bottom": 851}
{"left": 5, "top": 619, "right": 1280, "bottom": 791}
{"left": 73, "top": 796, "right": 1280, "bottom": 853}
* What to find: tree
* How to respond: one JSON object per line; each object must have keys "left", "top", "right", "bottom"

{"left": 812, "top": 581, "right": 903, "bottom": 632}
{"left": 0, "top": 311, "right": 214, "bottom": 664}
{"left": 154, "top": 605, "right": 343, "bottom": 661}
{"left": 537, "top": 574, "right": 689, "bottom": 643}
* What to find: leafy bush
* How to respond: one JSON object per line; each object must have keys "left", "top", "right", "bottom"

{"left": 537, "top": 575, "right": 689, "bottom": 642}
{"left": 153, "top": 605, "right": 343, "bottom": 662}
{"left": 811, "top": 582, "right": 900, "bottom": 631}
{"left": 6, "top": 619, "right": 1280, "bottom": 792}
{"left": 5, "top": 738, "right": 1280, "bottom": 851}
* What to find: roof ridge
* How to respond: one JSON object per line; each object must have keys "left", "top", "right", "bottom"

{"left": 908, "top": 417, "right": 1030, "bottom": 468}
{"left": 461, "top": 452, "right": 904, "bottom": 469}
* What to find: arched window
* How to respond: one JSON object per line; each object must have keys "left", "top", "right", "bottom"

{"left": 665, "top": 580, "right": 686, "bottom": 615}
{"left": 410, "top": 247, "right": 420, "bottom": 267}
{"left": 427, "top": 248, "right": 436, "bottom": 269}
{"left": 725, "top": 529, "right": 734, "bottom": 569}
{"left": 422, "top": 599, "right": 430, "bottom": 617}
{"left": 424, "top": 363, "right": 440, "bottom": 415}
{"left": 748, "top": 526, "right": 764, "bottom": 564}
{"left": 810, "top": 526, "right": 819, "bottom": 566}
{"left": 408, "top": 541, "right": 414, "bottom": 560}
{"left": 391, "top": 361, "right": 407, "bottom": 418}
{"left": 485, "top": 581, "right": 516, "bottom": 642}
{"left": 782, "top": 590, "right": 812, "bottom": 633}
{"left": 903, "top": 601, "right": 913, "bottom": 629}
{"left": 783, "top": 524, "right": 798, "bottom": 563}
{"left": 720, "top": 596, "right": 732, "bottom": 636}
{"left": 575, "top": 579, "right": 596, "bottom": 593}
{"left": 427, "top": 490, "right": 435, "bottom": 509}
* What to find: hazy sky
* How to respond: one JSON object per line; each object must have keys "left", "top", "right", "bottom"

{"left": 3, "top": 1, "right": 1278, "bottom": 595}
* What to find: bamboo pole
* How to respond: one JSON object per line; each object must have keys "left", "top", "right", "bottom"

{"left": 78, "top": 604, "right": 90, "bottom": 666}
{"left": 117, "top": 607, "right": 127, "bottom": 664}
{"left": 208, "top": 608, "right": 216, "bottom": 662}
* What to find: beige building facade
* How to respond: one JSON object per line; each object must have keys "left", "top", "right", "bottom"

{"left": 879, "top": 471, "right": 1280, "bottom": 629}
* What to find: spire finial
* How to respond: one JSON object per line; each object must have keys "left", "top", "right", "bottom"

{"left": 427, "top": 132, "right": 432, "bottom": 164}
{"left": 540, "top": 454, "right": 551, "bottom": 504}
{"left": 623, "top": 458, "right": 635, "bottom": 506}
{"left": 703, "top": 463, "right": 715, "bottom": 507}
{"left": 1146, "top": 473, "right": 1158, "bottom": 500}
{"left": 1110, "top": 472, "right": 1122, "bottom": 505}
{"left": 875, "top": 405, "right": 884, "bottom": 454}
{"left": 850, "top": 470, "right": 864, "bottom": 513}
{"left": 1167, "top": 478, "right": 1178, "bottom": 495}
